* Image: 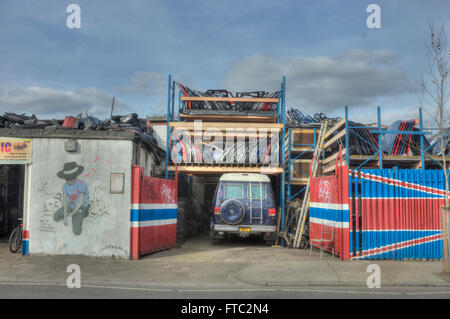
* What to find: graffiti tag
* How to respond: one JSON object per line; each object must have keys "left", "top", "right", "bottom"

{"left": 318, "top": 180, "right": 331, "bottom": 203}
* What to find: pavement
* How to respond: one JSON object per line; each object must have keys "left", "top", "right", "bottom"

{"left": 0, "top": 233, "right": 449, "bottom": 295}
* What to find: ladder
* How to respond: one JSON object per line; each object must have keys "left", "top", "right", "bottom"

{"left": 249, "top": 181, "right": 263, "bottom": 224}
{"left": 293, "top": 120, "right": 328, "bottom": 248}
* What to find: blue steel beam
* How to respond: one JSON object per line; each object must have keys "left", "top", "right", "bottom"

{"left": 280, "top": 76, "right": 286, "bottom": 245}
{"left": 287, "top": 127, "right": 292, "bottom": 201}
{"left": 419, "top": 107, "right": 425, "bottom": 170}
{"left": 345, "top": 106, "right": 350, "bottom": 167}
{"left": 378, "top": 106, "right": 383, "bottom": 169}
{"left": 165, "top": 74, "right": 172, "bottom": 179}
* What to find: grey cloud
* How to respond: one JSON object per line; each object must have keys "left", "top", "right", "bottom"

{"left": 0, "top": 86, "right": 128, "bottom": 119}
{"left": 222, "top": 51, "right": 418, "bottom": 113}
{"left": 116, "top": 72, "right": 167, "bottom": 95}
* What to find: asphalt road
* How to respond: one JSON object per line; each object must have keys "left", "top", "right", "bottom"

{"left": 1, "top": 283, "right": 450, "bottom": 299}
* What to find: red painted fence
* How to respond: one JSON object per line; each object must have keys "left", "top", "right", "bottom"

{"left": 309, "top": 161, "right": 350, "bottom": 260}
{"left": 130, "top": 166, "right": 177, "bottom": 259}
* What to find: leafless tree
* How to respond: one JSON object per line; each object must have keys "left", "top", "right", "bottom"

{"left": 421, "top": 22, "right": 449, "bottom": 207}
{"left": 420, "top": 22, "right": 450, "bottom": 272}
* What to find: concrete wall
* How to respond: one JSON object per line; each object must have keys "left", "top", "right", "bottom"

{"left": 27, "top": 138, "right": 134, "bottom": 258}
{"left": 139, "top": 145, "right": 155, "bottom": 177}
{"left": 152, "top": 124, "right": 167, "bottom": 150}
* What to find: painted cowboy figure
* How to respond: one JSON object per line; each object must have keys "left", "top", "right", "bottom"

{"left": 53, "top": 162, "right": 90, "bottom": 235}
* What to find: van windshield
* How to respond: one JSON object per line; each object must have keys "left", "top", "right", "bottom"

{"left": 249, "top": 184, "right": 266, "bottom": 199}
{"left": 224, "top": 184, "right": 243, "bottom": 198}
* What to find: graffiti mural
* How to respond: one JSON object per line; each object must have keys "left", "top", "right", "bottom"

{"left": 53, "top": 162, "right": 90, "bottom": 235}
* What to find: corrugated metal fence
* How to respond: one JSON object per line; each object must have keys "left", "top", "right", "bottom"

{"left": 349, "top": 168, "right": 446, "bottom": 260}
{"left": 310, "top": 165, "right": 448, "bottom": 260}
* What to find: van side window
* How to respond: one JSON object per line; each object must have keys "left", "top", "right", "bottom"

{"left": 224, "top": 184, "right": 243, "bottom": 199}
{"left": 248, "top": 184, "right": 266, "bottom": 199}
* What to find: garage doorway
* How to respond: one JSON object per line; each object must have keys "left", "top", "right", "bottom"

{"left": 0, "top": 165, "right": 25, "bottom": 241}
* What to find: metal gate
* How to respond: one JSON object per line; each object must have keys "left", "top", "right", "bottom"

{"left": 130, "top": 165, "right": 177, "bottom": 259}
{"left": 310, "top": 163, "right": 350, "bottom": 260}
{"left": 349, "top": 168, "right": 447, "bottom": 260}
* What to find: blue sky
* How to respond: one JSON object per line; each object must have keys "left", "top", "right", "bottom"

{"left": 0, "top": 0, "right": 449, "bottom": 124}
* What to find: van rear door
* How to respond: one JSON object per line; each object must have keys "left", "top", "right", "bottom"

{"left": 247, "top": 182, "right": 275, "bottom": 225}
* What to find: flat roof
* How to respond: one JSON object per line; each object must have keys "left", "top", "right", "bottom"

{"left": 0, "top": 128, "right": 136, "bottom": 140}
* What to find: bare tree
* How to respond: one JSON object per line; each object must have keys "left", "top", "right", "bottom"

{"left": 421, "top": 21, "right": 450, "bottom": 272}
{"left": 421, "top": 22, "right": 449, "bottom": 205}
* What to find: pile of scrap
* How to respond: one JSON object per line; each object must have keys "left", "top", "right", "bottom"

{"left": 0, "top": 111, "right": 165, "bottom": 164}
{"left": 286, "top": 108, "right": 341, "bottom": 127}
{"left": 325, "top": 119, "right": 379, "bottom": 156}
{"left": 278, "top": 200, "right": 309, "bottom": 248}
{"left": 381, "top": 119, "right": 430, "bottom": 156}
{"left": 429, "top": 129, "right": 450, "bottom": 156}
{"left": 177, "top": 83, "right": 279, "bottom": 114}
{"left": 170, "top": 129, "right": 279, "bottom": 165}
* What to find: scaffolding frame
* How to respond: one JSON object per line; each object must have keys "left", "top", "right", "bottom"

{"left": 343, "top": 105, "right": 449, "bottom": 171}
{"left": 163, "top": 75, "right": 287, "bottom": 240}
{"left": 286, "top": 127, "right": 318, "bottom": 201}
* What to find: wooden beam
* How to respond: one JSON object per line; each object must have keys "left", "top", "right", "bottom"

{"left": 181, "top": 96, "right": 278, "bottom": 103}
{"left": 179, "top": 113, "right": 277, "bottom": 123}
{"left": 290, "top": 128, "right": 316, "bottom": 134}
{"left": 323, "top": 129, "right": 345, "bottom": 149}
{"left": 168, "top": 165, "right": 283, "bottom": 175}
{"left": 323, "top": 118, "right": 345, "bottom": 140}
{"left": 169, "top": 122, "right": 283, "bottom": 130}
{"left": 322, "top": 148, "right": 347, "bottom": 165}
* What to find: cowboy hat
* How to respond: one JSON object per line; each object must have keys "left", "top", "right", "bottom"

{"left": 57, "top": 162, "right": 84, "bottom": 180}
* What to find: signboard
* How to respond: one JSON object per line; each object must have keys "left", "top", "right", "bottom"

{"left": 110, "top": 173, "right": 125, "bottom": 194}
{"left": 0, "top": 138, "right": 32, "bottom": 164}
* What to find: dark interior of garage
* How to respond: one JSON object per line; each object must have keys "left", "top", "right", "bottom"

{"left": 176, "top": 173, "right": 280, "bottom": 246}
{"left": 0, "top": 165, "right": 24, "bottom": 241}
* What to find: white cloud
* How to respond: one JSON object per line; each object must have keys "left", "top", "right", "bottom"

{"left": 0, "top": 86, "right": 128, "bottom": 119}
{"left": 222, "top": 50, "right": 418, "bottom": 113}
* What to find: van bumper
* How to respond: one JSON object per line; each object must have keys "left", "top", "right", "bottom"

{"left": 213, "top": 224, "right": 276, "bottom": 233}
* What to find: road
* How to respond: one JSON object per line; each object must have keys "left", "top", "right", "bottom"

{"left": 1, "top": 283, "right": 450, "bottom": 299}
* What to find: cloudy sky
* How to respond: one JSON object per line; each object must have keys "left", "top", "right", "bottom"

{"left": 0, "top": 0, "right": 449, "bottom": 123}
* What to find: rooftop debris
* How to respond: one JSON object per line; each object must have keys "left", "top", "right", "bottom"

{"left": 0, "top": 111, "right": 165, "bottom": 162}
